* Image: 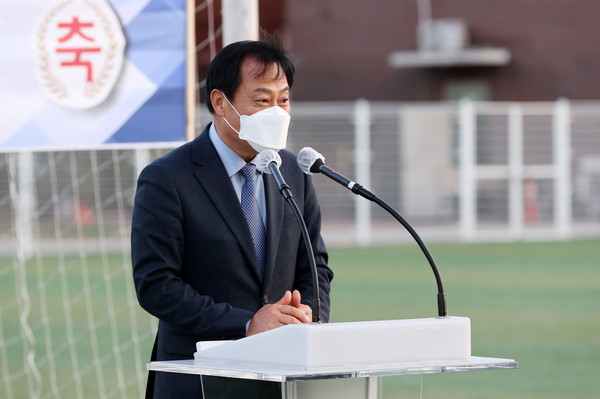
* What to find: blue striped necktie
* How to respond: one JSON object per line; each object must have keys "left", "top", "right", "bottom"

{"left": 239, "top": 163, "right": 266, "bottom": 276}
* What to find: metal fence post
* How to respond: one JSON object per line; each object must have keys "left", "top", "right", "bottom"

{"left": 13, "top": 151, "right": 35, "bottom": 260}
{"left": 553, "top": 98, "right": 572, "bottom": 239}
{"left": 508, "top": 104, "right": 524, "bottom": 238}
{"left": 222, "top": 0, "right": 259, "bottom": 45}
{"left": 354, "top": 99, "right": 372, "bottom": 246}
{"left": 459, "top": 100, "right": 476, "bottom": 241}
{"left": 134, "top": 148, "right": 150, "bottom": 188}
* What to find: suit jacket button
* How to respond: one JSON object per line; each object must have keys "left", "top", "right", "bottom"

{"left": 263, "top": 295, "right": 269, "bottom": 304}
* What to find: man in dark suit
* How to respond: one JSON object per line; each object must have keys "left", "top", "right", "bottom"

{"left": 131, "top": 40, "right": 333, "bottom": 398}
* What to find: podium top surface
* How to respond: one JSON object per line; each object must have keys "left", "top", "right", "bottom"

{"left": 148, "top": 356, "right": 518, "bottom": 382}
{"left": 193, "top": 317, "right": 473, "bottom": 371}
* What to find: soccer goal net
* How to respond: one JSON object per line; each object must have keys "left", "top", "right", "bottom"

{"left": 1, "top": 1, "right": 220, "bottom": 397}
{"left": 0, "top": 146, "right": 179, "bottom": 399}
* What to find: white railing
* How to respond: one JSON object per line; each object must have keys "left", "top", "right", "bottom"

{"left": 1, "top": 100, "right": 599, "bottom": 256}
{"left": 457, "top": 99, "right": 576, "bottom": 241}
{"left": 277, "top": 99, "right": 599, "bottom": 244}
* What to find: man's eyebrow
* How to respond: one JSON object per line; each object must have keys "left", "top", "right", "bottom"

{"left": 252, "top": 86, "right": 290, "bottom": 94}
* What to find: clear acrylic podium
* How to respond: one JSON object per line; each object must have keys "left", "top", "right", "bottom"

{"left": 148, "top": 317, "right": 517, "bottom": 398}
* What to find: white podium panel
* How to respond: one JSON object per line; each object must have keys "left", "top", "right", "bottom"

{"left": 285, "top": 377, "right": 380, "bottom": 399}
{"left": 149, "top": 317, "right": 518, "bottom": 399}
{"left": 194, "top": 317, "right": 471, "bottom": 371}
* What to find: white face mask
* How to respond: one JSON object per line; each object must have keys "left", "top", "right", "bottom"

{"left": 222, "top": 94, "right": 291, "bottom": 153}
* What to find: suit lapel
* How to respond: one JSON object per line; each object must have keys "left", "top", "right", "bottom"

{"left": 262, "top": 169, "right": 285, "bottom": 289}
{"left": 191, "top": 127, "right": 262, "bottom": 281}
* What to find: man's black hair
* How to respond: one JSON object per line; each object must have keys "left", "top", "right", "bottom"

{"left": 205, "top": 39, "right": 295, "bottom": 114}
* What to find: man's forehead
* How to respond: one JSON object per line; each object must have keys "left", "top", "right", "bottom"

{"left": 240, "top": 58, "right": 287, "bottom": 84}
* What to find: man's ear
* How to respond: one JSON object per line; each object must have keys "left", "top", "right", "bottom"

{"left": 210, "top": 89, "right": 226, "bottom": 117}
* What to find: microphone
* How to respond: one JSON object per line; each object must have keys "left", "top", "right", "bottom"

{"left": 297, "top": 147, "right": 377, "bottom": 200}
{"left": 297, "top": 147, "right": 447, "bottom": 317}
{"left": 254, "top": 149, "right": 293, "bottom": 200}
{"left": 255, "top": 149, "right": 322, "bottom": 323}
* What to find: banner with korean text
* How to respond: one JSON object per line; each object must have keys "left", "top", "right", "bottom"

{"left": 0, "top": 0, "right": 188, "bottom": 148}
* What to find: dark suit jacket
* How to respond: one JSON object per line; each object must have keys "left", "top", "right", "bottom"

{"left": 131, "top": 124, "right": 333, "bottom": 398}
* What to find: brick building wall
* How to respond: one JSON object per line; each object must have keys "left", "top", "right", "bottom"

{"left": 283, "top": 0, "right": 600, "bottom": 101}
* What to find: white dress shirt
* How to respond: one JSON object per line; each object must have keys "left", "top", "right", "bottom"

{"left": 208, "top": 123, "right": 267, "bottom": 228}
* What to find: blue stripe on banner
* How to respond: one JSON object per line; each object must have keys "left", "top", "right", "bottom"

{"left": 125, "top": 10, "right": 185, "bottom": 51}
{"left": 105, "top": 0, "right": 187, "bottom": 143}
{"left": 127, "top": 50, "right": 185, "bottom": 87}
{"left": 106, "top": 64, "right": 185, "bottom": 143}
{"left": 140, "top": 0, "right": 185, "bottom": 13}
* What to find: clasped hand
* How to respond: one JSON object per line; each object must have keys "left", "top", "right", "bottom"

{"left": 246, "top": 290, "right": 312, "bottom": 336}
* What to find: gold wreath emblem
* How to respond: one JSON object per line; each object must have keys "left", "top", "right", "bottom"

{"left": 35, "top": 0, "right": 120, "bottom": 102}
{"left": 83, "top": 0, "right": 118, "bottom": 98}
{"left": 36, "top": 0, "right": 72, "bottom": 99}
